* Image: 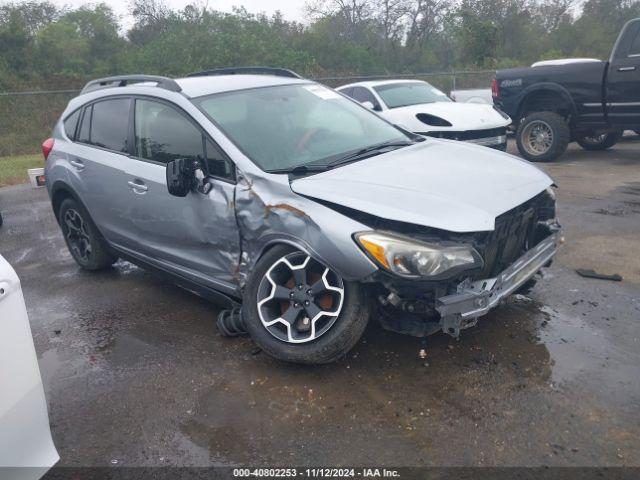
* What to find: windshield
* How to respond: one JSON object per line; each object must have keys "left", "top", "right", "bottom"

{"left": 194, "top": 83, "right": 408, "bottom": 172}
{"left": 374, "top": 82, "right": 452, "bottom": 109}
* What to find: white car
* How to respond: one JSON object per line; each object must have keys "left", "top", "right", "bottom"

{"left": 0, "top": 254, "right": 58, "bottom": 479}
{"left": 337, "top": 79, "right": 511, "bottom": 150}
{"left": 450, "top": 88, "right": 493, "bottom": 105}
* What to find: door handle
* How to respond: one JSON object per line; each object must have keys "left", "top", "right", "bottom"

{"left": 127, "top": 180, "right": 148, "bottom": 193}
{"left": 69, "top": 159, "right": 84, "bottom": 170}
{"left": 618, "top": 66, "right": 636, "bottom": 72}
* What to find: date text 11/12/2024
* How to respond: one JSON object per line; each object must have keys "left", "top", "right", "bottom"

{"left": 232, "top": 468, "right": 401, "bottom": 478}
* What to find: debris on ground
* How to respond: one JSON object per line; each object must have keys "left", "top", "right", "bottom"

{"left": 216, "top": 307, "right": 247, "bottom": 337}
{"left": 575, "top": 268, "right": 623, "bottom": 282}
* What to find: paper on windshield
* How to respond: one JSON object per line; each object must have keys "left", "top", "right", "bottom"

{"left": 304, "top": 85, "right": 342, "bottom": 100}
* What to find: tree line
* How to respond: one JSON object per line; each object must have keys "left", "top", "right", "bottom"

{"left": 1, "top": 0, "right": 640, "bottom": 90}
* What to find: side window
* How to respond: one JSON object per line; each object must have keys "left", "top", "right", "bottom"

{"left": 135, "top": 99, "right": 203, "bottom": 164}
{"left": 90, "top": 99, "right": 131, "bottom": 153}
{"left": 351, "top": 87, "right": 381, "bottom": 110}
{"left": 630, "top": 29, "right": 640, "bottom": 56}
{"left": 205, "top": 139, "right": 234, "bottom": 180}
{"left": 339, "top": 87, "right": 354, "bottom": 97}
{"left": 78, "top": 105, "right": 92, "bottom": 144}
{"left": 64, "top": 110, "right": 81, "bottom": 140}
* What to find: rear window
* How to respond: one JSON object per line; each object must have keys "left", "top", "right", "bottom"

{"left": 64, "top": 110, "right": 81, "bottom": 140}
{"left": 89, "top": 99, "right": 131, "bottom": 152}
{"left": 350, "top": 87, "right": 380, "bottom": 109}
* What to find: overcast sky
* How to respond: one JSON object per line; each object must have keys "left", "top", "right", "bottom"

{"left": 59, "top": 0, "right": 310, "bottom": 28}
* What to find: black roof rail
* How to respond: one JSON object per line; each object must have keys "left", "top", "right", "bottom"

{"left": 81, "top": 75, "right": 182, "bottom": 94}
{"left": 187, "top": 67, "right": 302, "bottom": 79}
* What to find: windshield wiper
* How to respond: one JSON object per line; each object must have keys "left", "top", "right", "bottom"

{"left": 325, "top": 140, "right": 414, "bottom": 168}
{"left": 266, "top": 140, "right": 415, "bottom": 176}
{"left": 266, "top": 164, "right": 332, "bottom": 175}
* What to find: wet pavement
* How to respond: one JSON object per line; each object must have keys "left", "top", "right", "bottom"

{"left": 0, "top": 137, "right": 639, "bottom": 467}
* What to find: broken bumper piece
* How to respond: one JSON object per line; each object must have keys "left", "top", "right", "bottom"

{"left": 435, "top": 232, "right": 560, "bottom": 337}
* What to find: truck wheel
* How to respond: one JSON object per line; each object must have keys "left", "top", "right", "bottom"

{"left": 59, "top": 198, "right": 117, "bottom": 270}
{"left": 576, "top": 131, "right": 621, "bottom": 151}
{"left": 516, "top": 112, "right": 570, "bottom": 162}
{"left": 243, "top": 245, "right": 370, "bottom": 364}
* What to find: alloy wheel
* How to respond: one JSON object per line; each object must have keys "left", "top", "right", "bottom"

{"left": 63, "top": 208, "right": 92, "bottom": 263}
{"left": 522, "top": 120, "right": 554, "bottom": 156}
{"left": 256, "top": 252, "right": 344, "bottom": 343}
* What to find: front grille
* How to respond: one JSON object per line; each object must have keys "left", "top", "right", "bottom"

{"left": 420, "top": 126, "right": 507, "bottom": 141}
{"left": 473, "top": 192, "right": 554, "bottom": 278}
{"left": 478, "top": 206, "right": 535, "bottom": 277}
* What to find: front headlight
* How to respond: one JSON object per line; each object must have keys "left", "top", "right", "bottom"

{"left": 355, "top": 231, "right": 482, "bottom": 278}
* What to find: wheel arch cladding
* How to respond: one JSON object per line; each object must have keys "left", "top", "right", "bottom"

{"left": 50, "top": 181, "right": 80, "bottom": 222}
{"left": 518, "top": 84, "right": 576, "bottom": 119}
{"left": 233, "top": 171, "right": 378, "bottom": 287}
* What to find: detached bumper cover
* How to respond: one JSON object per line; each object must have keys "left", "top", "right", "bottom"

{"left": 435, "top": 232, "right": 560, "bottom": 336}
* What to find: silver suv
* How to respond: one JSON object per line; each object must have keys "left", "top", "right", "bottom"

{"left": 44, "top": 68, "right": 561, "bottom": 364}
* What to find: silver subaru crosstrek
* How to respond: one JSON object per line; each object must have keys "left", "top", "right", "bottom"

{"left": 44, "top": 68, "right": 561, "bottom": 364}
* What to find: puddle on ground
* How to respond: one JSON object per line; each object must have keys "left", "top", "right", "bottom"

{"left": 38, "top": 347, "right": 97, "bottom": 393}
{"left": 38, "top": 348, "right": 65, "bottom": 392}
{"left": 171, "top": 430, "right": 216, "bottom": 466}
{"left": 174, "top": 293, "right": 640, "bottom": 464}
{"left": 536, "top": 304, "right": 639, "bottom": 391}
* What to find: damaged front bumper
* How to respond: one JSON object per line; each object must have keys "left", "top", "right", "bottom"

{"left": 435, "top": 232, "right": 560, "bottom": 336}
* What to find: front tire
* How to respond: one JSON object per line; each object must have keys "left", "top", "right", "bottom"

{"left": 243, "top": 245, "right": 370, "bottom": 364}
{"left": 516, "top": 112, "right": 570, "bottom": 162}
{"left": 576, "top": 131, "right": 621, "bottom": 151}
{"left": 59, "top": 198, "right": 117, "bottom": 270}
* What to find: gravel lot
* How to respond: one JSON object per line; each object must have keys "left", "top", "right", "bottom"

{"left": 1, "top": 136, "right": 639, "bottom": 469}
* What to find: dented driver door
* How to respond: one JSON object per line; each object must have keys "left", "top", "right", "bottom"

{"left": 121, "top": 98, "right": 241, "bottom": 289}
{"left": 123, "top": 158, "right": 241, "bottom": 289}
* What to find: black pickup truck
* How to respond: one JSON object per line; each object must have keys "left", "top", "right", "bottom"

{"left": 493, "top": 18, "right": 640, "bottom": 161}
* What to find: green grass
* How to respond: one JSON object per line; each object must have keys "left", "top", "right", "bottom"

{"left": 0, "top": 153, "right": 43, "bottom": 187}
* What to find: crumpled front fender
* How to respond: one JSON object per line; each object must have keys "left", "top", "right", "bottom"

{"left": 234, "top": 171, "right": 378, "bottom": 287}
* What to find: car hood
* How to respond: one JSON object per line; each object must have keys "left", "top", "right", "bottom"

{"left": 290, "top": 140, "right": 553, "bottom": 233}
{"left": 381, "top": 102, "right": 510, "bottom": 132}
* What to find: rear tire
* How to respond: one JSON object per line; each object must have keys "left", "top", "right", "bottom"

{"left": 59, "top": 198, "right": 117, "bottom": 270}
{"left": 242, "top": 245, "right": 370, "bottom": 364}
{"left": 576, "top": 131, "right": 621, "bottom": 151}
{"left": 516, "top": 112, "right": 570, "bottom": 162}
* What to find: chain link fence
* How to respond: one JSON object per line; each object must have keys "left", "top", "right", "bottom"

{"left": 1, "top": 89, "right": 79, "bottom": 157}
{"left": 0, "top": 70, "right": 494, "bottom": 157}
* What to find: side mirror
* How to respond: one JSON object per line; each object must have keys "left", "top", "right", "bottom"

{"left": 166, "top": 158, "right": 194, "bottom": 197}
{"left": 361, "top": 101, "right": 375, "bottom": 110}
